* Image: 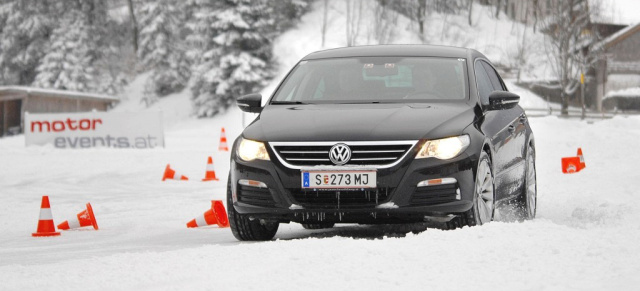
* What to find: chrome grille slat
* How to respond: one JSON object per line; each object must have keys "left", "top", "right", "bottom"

{"left": 350, "top": 157, "right": 397, "bottom": 161}
{"left": 280, "top": 151, "right": 329, "bottom": 154}
{"left": 352, "top": 150, "right": 405, "bottom": 153}
{"left": 270, "top": 141, "right": 418, "bottom": 169}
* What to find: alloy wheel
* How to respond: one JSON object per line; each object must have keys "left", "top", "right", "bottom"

{"left": 476, "top": 158, "right": 494, "bottom": 224}
{"left": 526, "top": 147, "right": 537, "bottom": 218}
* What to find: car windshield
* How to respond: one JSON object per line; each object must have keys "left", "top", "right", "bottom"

{"left": 271, "top": 57, "right": 468, "bottom": 104}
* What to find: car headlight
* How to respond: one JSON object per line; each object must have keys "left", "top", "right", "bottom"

{"left": 416, "top": 135, "right": 470, "bottom": 160}
{"left": 237, "top": 138, "right": 270, "bottom": 161}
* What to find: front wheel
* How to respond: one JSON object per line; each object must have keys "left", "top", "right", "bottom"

{"left": 447, "top": 150, "right": 495, "bottom": 229}
{"left": 227, "top": 177, "right": 279, "bottom": 241}
{"left": 517, "top": 144, "right": 537, "bottom": 220}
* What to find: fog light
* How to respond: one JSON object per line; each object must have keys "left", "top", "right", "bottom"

{"left": 417, "top": 177, "right": 457, "bottom": 187}
{"left": 239, "top": 179, "right": 268, "bottom": 188}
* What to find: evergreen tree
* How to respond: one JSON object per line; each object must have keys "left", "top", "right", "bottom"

{"left": 190, "top": 0, "right": 275, "bottom": 118}
{"left": 137, "top": 0, "right": 190, "bottom": 104}
{"left": 0, "top": 0, "right": 55, "bottom": 85}
{"left": 33, "top": 12, "right": 95, "bottom": 91}
{"left": 32, "top": 0, "right": 110, "bottom": 92}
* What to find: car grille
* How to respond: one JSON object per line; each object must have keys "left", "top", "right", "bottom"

{"left": 410, "top": 184, "right": 458, "bottom": 206}
{"left": 237, "top": 184, "right": 276, "bottom": 207}
{"left": 270, "top": 141, "right": 417, "bottom": 168}
{"left": 291, "top": 188, "right": 392, "bottom": 208}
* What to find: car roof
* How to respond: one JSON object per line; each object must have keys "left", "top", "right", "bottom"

{"left": 302, "top": 44, "right": 481, "bottom": 60}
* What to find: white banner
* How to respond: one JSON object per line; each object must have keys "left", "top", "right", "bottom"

{"left": 25, "top": 111, "right": 164, "bottom": 149}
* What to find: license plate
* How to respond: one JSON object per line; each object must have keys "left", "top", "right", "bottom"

{"left": 301, "top": 171, "right": 376, "bottom": 189}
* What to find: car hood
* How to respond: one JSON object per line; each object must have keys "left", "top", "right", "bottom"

{"left": 242, "top": 103, "right": 477, "bottom": 142}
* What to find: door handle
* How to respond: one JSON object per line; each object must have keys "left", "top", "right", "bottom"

{"left": 508, "top": 125, "right": 516, "bottom": 134}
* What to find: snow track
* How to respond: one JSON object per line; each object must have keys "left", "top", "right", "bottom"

{"left": 2, "top": 110, "right": 640, "bottom": 290}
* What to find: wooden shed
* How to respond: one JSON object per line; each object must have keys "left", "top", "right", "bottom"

{"left": 593, "top": 23, "right": 640, "bottom": 111}
{"left": 0, "top": 86, "right": 119, "bottom": 137}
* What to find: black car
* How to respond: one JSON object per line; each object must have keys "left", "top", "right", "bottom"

{"left": 228, "top": 45, "right": 536, "bottom": 241}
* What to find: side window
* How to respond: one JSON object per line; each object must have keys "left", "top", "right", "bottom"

{"left": 481, "top": 62, "right": 505, "bottom": 91}
{"left": 474, "top": 62, "right": 493, "bottom": 105}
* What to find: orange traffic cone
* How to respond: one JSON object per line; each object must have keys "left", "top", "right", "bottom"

{"left": 57, "top": 203, "right": 99, "bottom": 231}
{"left": 202, "top": 156, "right": 219, "bottom": 181}
{"left": 32, "top": 196, "right": 61, "bottom": 237}
{"left": 219, "top": 128, "right": 229, "bottom": 151}
{"left": 162, "top": 164, "right": 189, "bottom": 181}
{"left": 186, "top": 200, "right": 229, "bottom": 228}
{"left": 562, "top": 157, "right": 581, "bottom": 174}
{"left": 577, "top": 148, "right": 586, "bottom": 170}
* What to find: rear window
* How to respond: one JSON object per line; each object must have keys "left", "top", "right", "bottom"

{"left": 271, "top": 57, "right": 468, "bottom": 104}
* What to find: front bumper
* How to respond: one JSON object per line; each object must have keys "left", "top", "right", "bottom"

{"left": 230, "top": 141, "right": 480, "bottom": 224}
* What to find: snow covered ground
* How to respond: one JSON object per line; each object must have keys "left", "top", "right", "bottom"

{"left": 2, "top": 1, "right": 640, "bottom": 289}
{"left": 2, "top": 107, "right": 640, "bottom": 290}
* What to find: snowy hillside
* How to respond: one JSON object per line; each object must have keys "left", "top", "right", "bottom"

{"left": 111, "top": 72, "right": 194, "bottom": 129}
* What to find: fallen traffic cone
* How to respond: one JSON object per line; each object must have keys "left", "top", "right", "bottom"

{"left": 162, "top": 164, "right": 189, "bottom": 181}
{"left": 57, "top": 203, "right": 99, "bottom": 231}
{"left": 219, "top": 127, "right": 229, "bottom": 151}
{"left": 577, "top": 148, "right": 586, "bottom": 170}
{"left": 202, "top": 156, "right": 219, "bottom": 181}
{"left": 186, "top": 200, "right": 229, "bottom": 228}
{"left": 562, "top": 156, "right": 581, "bottom": 174}
{"left": 32, "top": 196, "right": 61, "bottom": 237}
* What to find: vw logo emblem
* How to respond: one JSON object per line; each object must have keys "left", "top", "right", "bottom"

{"left": 329, "top": 143, "right": 351, "bottom": 165}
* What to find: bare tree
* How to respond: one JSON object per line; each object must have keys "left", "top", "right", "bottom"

{"left": 468, "top": 0, "right": 473, "bottom": 26}
{"left": 372, "top": 1, "right": 399, "bottom": 44}
{"left": 542, "top": 0, "right": 595, "bottom": 115}
{"left": 127, "top": 0, "right": 138, "bottom": 54}
{"left": 417, "top": 0, "right": 426, "bottom": 35}
{"left": 321, "top": 0, "right": 328, "bottom": 47}
{"left": 345, "top": 0, "right": 363, "bottom": 46}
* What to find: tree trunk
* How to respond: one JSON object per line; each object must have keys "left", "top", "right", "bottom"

{"left": 127, "top": 0, "right": 139, "bottom": 54}
{"left": 468, "top": 0, "right": 473, "bottom": 26}
{"left": 494, "top": 0, "right": 501, "bottom": 18}
{"left": 418, "top": 0, "right": 426, "bottom": 35}
{"left": 561, "top": 91, "right": 569, "bottom": 115}
{"left": 321, "top": 0, "right": 328, "bottom": 47}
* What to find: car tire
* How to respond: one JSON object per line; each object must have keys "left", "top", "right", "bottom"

{"left": 227, "top": 177, "right": 279, "bottom": 241}
{"left": 446, "top": 150, "right": 495, "bottom": 229}
{"left": 516, "top": 143, "right": 537, "bottom": 220}
{"left": 301, "top": 223, "right": 335, "bottom": 229}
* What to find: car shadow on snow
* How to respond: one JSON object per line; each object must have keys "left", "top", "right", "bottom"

{"left": 277, "top": 223, "right": 438, "bottom": 240}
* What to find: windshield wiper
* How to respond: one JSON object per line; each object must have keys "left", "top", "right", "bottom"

{"left": 270, "top": 101, "right": 309, "bottom": 105}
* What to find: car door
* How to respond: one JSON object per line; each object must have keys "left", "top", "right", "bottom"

{"left": 475, "top": 60, "right": 526, "bottom": 200}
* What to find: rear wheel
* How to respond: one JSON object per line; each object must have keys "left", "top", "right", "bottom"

{"left": 301, "top": 223, "right": 335, "bottom": 229}
{"left": 227, "top": 177, "right": 279, "bottom": 241}
{"left": 447, "top": 151, "right": 495, "bottom": 229}
{"left": 517, "top": 144, "right": 537, "bottom": 220}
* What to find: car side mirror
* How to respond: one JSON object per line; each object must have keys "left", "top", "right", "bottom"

{"left": 237, "top": 93, "right": 263, "bottom": 113}
{"left": 487, "top": 91, "right": 520, "bottom": 111}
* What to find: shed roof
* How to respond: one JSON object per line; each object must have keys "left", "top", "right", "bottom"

{"left": 0, "top": 86, "right": 119, "bottom": 102}
{"left": 593, "top": 22, "right": 640, "bottom": 51}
